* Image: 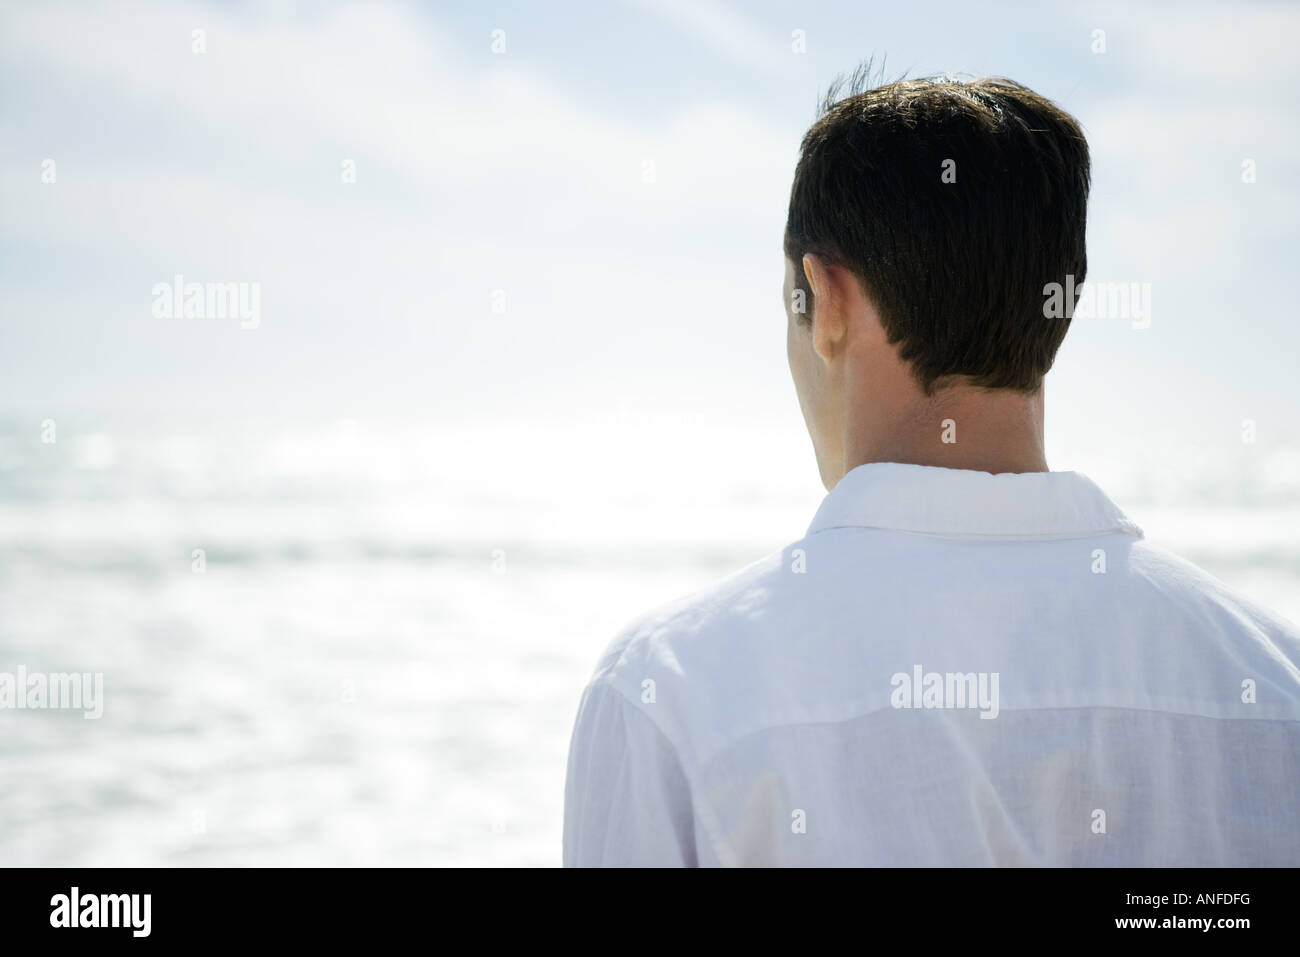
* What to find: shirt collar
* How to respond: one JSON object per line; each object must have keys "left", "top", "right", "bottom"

{"left": 806, "top": 462, "right": 1143, "bottom": 540}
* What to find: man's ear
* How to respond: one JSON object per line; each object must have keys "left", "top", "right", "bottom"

{"left": 801, "top": 253, "right": 823, "bottom": 302}
{"left": 802, "top": 253, "right": 846, "bottom": 363}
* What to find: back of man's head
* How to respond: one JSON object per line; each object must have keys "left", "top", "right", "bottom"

{"left": 784, "top": 67, "right": 1090, "bottom": 394}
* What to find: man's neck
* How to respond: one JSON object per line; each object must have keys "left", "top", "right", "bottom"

{"left": 841, "top": 384, "right": 1048, "bottom": 479}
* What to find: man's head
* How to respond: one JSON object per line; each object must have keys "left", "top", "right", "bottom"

{"left": 783, "top": 68, "right": 1090, "bottom": 488}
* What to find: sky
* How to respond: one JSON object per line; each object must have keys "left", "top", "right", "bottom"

{"left": 2, "top": 0, "right": 1298, "bottom": 463}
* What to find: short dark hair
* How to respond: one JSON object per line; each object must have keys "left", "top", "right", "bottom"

{"left": 784, "top": 65, "right": 1090, "bottom": 393}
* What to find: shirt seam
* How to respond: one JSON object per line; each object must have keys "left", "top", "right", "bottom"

{"left": 691, "top": 702, "right": 1300, "bottom": 768}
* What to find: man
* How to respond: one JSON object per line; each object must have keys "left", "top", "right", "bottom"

{"left": 562, "top": 71, "right": 1300, "bottom": 866}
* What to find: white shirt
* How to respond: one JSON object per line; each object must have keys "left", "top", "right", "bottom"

{"left": 563, "top": 463, "right": 1300, "bottom": 866}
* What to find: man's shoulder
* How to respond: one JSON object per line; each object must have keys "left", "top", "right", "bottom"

{"left": 577, "top": 541, "right": 826, "bottom": 761}
{"left": 587, "top": 545, "right": 792, "bottom": 691}
{"left": 1126, "top": 538, "right": 1300, "bottom": 645}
